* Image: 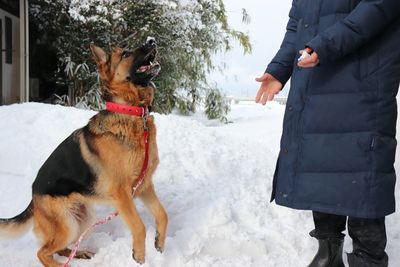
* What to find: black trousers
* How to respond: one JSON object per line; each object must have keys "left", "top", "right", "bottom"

{"left": 311, "top": 211, "right": 388, "bottom": 267}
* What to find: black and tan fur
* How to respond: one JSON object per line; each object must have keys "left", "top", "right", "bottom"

{"left": 0, "top": 38, "right": 167, "bottom": 266}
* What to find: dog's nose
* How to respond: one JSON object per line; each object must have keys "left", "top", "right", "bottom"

{"left": 146, "top": 37, "right": 156, "bottom": 46}
{"left": 142, "top": 37, "right": 156, "bottom": 53}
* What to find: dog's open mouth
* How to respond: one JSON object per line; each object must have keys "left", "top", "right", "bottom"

{"left": 130, "top": 38, "right": 161, "bottom": 86}
{"left": 136, "top": 50, "right": 160, "bottom": 75}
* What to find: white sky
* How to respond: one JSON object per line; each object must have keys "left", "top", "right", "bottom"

{"left": 212, "top": 0, "right": 292, "bottom": 97}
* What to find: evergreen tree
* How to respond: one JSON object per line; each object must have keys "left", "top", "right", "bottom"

{"left": 29, "top": 0, "right": 251, "bottom": 120}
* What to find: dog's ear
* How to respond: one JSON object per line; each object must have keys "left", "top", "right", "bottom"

{"left": 90, "top": 44, "right": 108, "bottom": 65}
{"left": 110, "top": 44, "right": 123, "bottom": 54}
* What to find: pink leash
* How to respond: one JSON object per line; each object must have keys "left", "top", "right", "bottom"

{"left": 63, "top": 110, "right": 150, "bottom": 267}
{"left": 62, "top": 211, "right": 119, "bottom": 267}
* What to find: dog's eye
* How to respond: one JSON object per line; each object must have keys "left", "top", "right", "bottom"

{"left": 122, "top": 51, "right": 131, "bottom": 59}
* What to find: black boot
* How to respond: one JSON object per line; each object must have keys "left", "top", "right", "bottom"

{"left": 347, "top": 251, "right": 388, "bottom": 267}
{"left": 308, "top": 235, "right": 345, "bottom": 267}
{"left": 347, "top": 217, "right": 388, "bottom": 267}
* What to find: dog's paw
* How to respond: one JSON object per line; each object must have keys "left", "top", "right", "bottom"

{"left": 132, "top": 249, "right": 145, "bottom": 265}
{"left": 75, "top": 250, "right": 95, "bottom": 260}
{"left": 57, "top": 249, "right": 95, "bottom": 260}
{"left": 155, "top": 231, "right": 165, "bottom": 253}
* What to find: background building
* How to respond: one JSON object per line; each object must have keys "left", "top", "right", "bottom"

{"left": 0, "top": 0, "right": 28, "bottom": 105}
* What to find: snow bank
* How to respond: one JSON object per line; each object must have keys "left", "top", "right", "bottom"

{"left": 0, "top": 102, "right": 399, "bottom": 267}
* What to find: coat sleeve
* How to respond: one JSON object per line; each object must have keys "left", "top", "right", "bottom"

{"left": 265, "top": 0, "right": 299, "bottom": 86}
{"left": 307, "top": 0, "right": 400, "bottom": 64}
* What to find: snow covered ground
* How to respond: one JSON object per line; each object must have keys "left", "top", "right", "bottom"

{"left": 0, "top": 102, "right": 399, "bottom": 267}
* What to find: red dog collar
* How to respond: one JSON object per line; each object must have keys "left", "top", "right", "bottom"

{"left": 106, "top": 102, "right": 148, "bottom": 116}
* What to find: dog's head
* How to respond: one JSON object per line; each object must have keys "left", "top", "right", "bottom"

{"left": 90, "top": 38, "right": 160, "bottom": 105}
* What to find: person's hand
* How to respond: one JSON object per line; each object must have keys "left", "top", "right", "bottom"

{"left": 255, "top": 73, "right": 283, "bottom": 105}
{"left": 297, "top": 47, "right": 319, "bottom": 68}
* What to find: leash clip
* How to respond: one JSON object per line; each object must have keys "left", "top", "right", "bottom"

{"left": 142, "top": 107, "right": 149, "bottom": 131}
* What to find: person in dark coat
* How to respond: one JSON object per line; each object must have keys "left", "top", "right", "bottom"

{"left": 255, "top": 0, "right": 400, "bottom": 266}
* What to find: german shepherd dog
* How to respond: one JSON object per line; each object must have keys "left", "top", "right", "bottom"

{"left": 0, "top": 38, "right": 168, "bottom": 266}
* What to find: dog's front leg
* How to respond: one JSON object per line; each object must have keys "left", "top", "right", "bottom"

{"left": 111, "top": 187, "right": 146, "bottom": 264}
{"left": 139, "top": 184, "right": 168, "bottom": 253}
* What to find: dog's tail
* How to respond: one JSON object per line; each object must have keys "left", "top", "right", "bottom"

{"left": 0, "top": 200, "right": 33, "bottom": 238}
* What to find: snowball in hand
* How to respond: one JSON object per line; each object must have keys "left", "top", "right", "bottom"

{"left": 298, "top": 50, "right": 311, "bottom": 62}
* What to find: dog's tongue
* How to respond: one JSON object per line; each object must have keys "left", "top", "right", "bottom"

{"left": 138, "top": 65, "right": 150, "bottom": 73}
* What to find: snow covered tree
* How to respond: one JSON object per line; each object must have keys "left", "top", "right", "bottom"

{"left": 205, "top": 87, "right": 230, "bottom": 122}
{"left": 29, "top": 0, "right": 251, "bottom": 119}
{"left": 29, "top": 0, "right": 118, "bottom": 107}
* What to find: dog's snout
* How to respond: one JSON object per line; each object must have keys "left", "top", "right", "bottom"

{"left": 142, "top": 37, "right": 156, "bottom": 52}
{"left": 146, "top": 37, "right": 156, "bottom": 46}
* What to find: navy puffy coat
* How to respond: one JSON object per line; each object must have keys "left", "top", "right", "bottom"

{"left": 267, "top": 0, "right": 400, "bottom": 218}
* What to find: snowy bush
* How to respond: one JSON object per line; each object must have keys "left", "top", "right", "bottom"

{"left": 205, "top": 88, "right": 230, "bottom": 122}
{"left": 29, "top": 0, "right": 251, "bottom": 118}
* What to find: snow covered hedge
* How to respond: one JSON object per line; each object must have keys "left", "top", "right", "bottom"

{"left": 29, "top": 0, "right": 251, "bottom": 121}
